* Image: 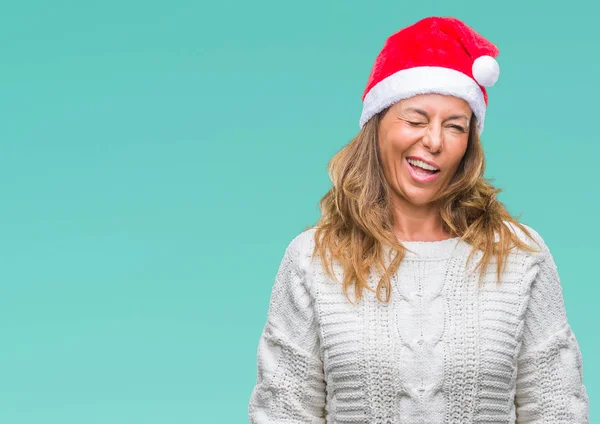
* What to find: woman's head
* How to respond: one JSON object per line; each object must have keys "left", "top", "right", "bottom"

{"left": 319, "top": 92, "right": 483, "bottom": 236}
{"left": 377, "top": 93, "right": 473, "bottom": 208}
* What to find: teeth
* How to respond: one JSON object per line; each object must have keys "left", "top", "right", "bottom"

{"left": 407, "top": 158, "right": 438, "bottom": 171}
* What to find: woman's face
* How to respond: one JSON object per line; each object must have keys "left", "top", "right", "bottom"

{"left": 377, "top": 93, "right": 472, "bottom": 207}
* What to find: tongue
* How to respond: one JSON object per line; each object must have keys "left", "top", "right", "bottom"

{"left": 411, "top": 164, "right": 436, "bottom": 176}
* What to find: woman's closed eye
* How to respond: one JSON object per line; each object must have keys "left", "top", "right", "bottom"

{"left": 402, "top": 118, "right": 467, "bottom": 132}
{"left": 448, "top": 124, "right": 467, "bottom": 132}
{"left": 406, "top": 120, "right": 427, "bottom": 126}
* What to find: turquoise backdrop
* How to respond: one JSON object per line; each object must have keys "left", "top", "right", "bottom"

{"left": 0, "top": 1, "right": 597, "bottom": 422}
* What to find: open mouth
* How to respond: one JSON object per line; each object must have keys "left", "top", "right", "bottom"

{"left": 406, "top": 158, "right": 441, "bottom": 182}
{"left": 408, "top": 162, "right": 440, "bottom": 176}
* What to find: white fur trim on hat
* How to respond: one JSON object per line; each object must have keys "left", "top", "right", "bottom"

{"left": 360, "top": 66, "right": 487, "bottom": 134}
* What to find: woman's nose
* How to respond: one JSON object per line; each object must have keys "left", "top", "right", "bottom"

{"left": 421, "top": 125, "right": 443, "bottom": 153}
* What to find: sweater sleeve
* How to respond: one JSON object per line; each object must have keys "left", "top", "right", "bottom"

{"left": 514, "top": 230, "right": 589, "bottom": 423}
{"left": 248, "top": 232, "right": 327, "bottom": 423}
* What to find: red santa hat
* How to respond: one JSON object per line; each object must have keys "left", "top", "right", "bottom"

{"left": 360, "top": 16, "right": 500, "bottom": 134}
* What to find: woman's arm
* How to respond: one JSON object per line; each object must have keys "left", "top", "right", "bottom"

{"left": 514, "top": 230, "right": 589, "bottom": 423}
{"left": 248, "top": 232, "right": 327, "bottom": 423}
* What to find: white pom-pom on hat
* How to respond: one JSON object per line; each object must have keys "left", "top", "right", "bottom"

{"left": 472, "top": 55, "right": 500, "bottom": 87}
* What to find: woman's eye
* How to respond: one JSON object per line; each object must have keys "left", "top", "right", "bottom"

{"left": 449, "top": 125, "right": 466, "bottom": 132}
{"left": 407, "top": 121, "right": 425, "bottom": 126}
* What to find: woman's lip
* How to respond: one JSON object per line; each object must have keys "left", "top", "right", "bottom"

{"left": 405, "top": 158, "right": 441, "bottom": 183}
{"left": 406, "top": 156, "right": 440, "bottom": 170}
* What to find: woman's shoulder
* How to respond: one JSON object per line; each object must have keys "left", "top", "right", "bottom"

{"left": 501, "top": 220, "right": 549, "bottom": 256}
{"left": 283, "top": 226, "right": 318, "bottom": 257}
{"left": 272, "top": 227, "right": 322, "bottom": 300}
{"left": 276, "top": 227, "right": 320, "bottom": 279}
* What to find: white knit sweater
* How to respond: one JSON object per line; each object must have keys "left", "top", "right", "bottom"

{"left": 248, "top": 224, "right": 589, "bottom": 423}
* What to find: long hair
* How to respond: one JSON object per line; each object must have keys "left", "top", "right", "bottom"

{"left": 308, "top": 108, "right": 542, "bottom": 304}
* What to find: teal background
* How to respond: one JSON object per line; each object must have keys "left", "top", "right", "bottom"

{"left": 0, "top": 1, "right": 597, "bottom": 422}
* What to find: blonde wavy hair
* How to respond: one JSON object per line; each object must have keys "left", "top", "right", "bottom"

{"left": 307, "top": 107, "right": 542, "bottom": 304}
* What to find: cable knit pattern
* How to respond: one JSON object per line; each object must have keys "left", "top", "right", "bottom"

{"left": 248, "top": 224, "right": 589, "bottom": 423}
{"left": 514, "top": 236, "right": 589, "bottom": 423}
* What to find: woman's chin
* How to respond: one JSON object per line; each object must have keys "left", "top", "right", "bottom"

{"left": 398, "top": 187, "right": 439, "bottom": 206}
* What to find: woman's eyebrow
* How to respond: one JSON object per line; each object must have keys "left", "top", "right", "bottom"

{"left": 402, "top": 108, "right": 428, "bottom": 117}
{"left": 445, "top": 114, "right": 470, "bottom": 121}
{"left": 402, "top": 109, "right": 470, "bottom": 122}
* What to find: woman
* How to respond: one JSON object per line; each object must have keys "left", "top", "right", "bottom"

{"left": 248, "top": 16, "right": 589, "bottom": 423}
